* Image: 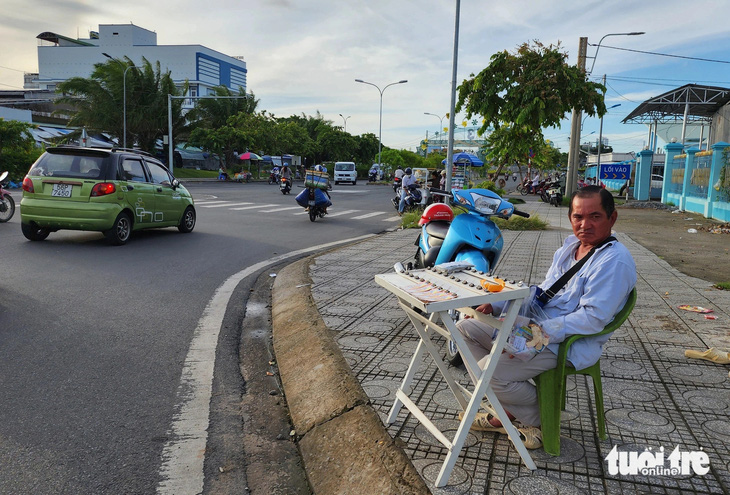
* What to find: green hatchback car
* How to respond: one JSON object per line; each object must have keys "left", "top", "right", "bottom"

{"left": 21, "top": 146, "right": 196, "bottom": 245}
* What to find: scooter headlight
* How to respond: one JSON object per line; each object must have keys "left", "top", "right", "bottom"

{"left": 473, "top": 195, "right": 501, "bottom": 215}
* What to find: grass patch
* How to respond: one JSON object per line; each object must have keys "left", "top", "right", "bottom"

{"left": 494, "top": 214, "right": 548, "bottom": 231}
{"left": 714, "top": 282, "right": 730, "bottom": 290}
{"left": 508, "top": 198, "right": 526, "bottom": 205}
{"left": 401, "top": 210, "right": 423, "bottom": 228}
{"left": 172, "top": 168, "right": 219, "bottom": 178}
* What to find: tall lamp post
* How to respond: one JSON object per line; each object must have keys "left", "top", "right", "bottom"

{"left": 338, "top": 113, "right": 351, "bottom": 133}
{"left": 355, "top": 79, "right": 407, "bottom": 166}
{"left": 566, "top": 31, "right": 644, "bottom": 198}
{"left": 424, "top": 112, "right": 446, "bottom": 151}
{"left": 102, "top": 53, "right": 137, "bottom": 149}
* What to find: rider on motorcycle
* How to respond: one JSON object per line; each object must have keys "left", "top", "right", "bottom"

{"left": 398, "top": 168, "right": 417, "bottom": 216}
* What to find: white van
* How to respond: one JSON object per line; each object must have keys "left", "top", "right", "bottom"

{"left": 334, "top": 161, "right": 357, "bottom": 185}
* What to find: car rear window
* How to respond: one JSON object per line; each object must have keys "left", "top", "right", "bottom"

{"left": 29, "top": 152, "right": 109, "bottom": 179}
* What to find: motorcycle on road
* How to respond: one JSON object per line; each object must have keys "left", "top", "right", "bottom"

{"left": 0, "top": 171, "right": 16, "bottom": 223}
{"left": 280, "top": 177, "right": 292, "bottom": 195}
{"left": 391, "top": 183, "right": 422, "bottom": 214}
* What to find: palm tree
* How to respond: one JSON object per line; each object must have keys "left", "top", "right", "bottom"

{"left": 57, "top": 57, "right": 189, "bottom": 154}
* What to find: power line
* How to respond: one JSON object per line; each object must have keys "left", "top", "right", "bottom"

{"left": 595, "top": 44, "right": 730, "bottom": 64}
{"left": 0, "top": 64, "right": 27, "bottom": 73}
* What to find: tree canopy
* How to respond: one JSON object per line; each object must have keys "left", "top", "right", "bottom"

{"left": 0, "top": 119, "right": 42, "bottom": 179}
{"left": 456, "top": 41, "right": 606, "bottom": 176}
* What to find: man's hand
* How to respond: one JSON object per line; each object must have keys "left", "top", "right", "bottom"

{"left": 475, "top": 303, "right": 493, "bottom": 315}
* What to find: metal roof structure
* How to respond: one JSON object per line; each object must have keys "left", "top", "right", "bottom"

{"left": 622, "top": 83, "right": 730, "bottom": 124}
{"left": 36, "top": 32, "right": 95, "bottom": 47}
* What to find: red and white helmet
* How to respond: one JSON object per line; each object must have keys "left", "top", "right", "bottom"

{"left": 418, "top": 203, "right": 454, "bottom": 226}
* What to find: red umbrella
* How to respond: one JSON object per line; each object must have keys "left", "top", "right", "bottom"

{"left": 238, "top": 151, "right": 262, "bottom": 161}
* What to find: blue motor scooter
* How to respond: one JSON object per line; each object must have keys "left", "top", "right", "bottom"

{"left": 413, "top": 187, "right": 529, "bottom": 364}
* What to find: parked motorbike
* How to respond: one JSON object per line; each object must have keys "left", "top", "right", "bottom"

{"left": 516, "top": 177, "right": 530, "bottom": 196}
{"left": 0, "top": 171, "right": 16, "bottom": 223}
{"left": 413, "top": 188, "right": 529, "bottom": 364}
{"left": 280, "top": 177, "right": 292, "bottom": 195}
{"left": 391, "top": 183, "right": 422, "bottom": 213}
{"left": 546, "top": 181, "right": 563, "bottom": 207}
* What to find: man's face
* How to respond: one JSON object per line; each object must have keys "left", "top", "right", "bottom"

{"left": 570, "top": 194, "right": 617, "bottom": 246}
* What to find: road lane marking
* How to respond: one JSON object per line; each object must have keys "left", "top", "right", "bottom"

{"left": 155, "top": 233, "right": 376, "bottom": 495}
{"left": 383, "top": 216, "right": 402, "bottom": 222}
{"left": 324, "top": 209, "right": 359, "bottom": 217}
{"left": 193, "top": 200, "right": 228, "bottom": 205}
{"left": 350, "top": 211, "right": 386, "bottom": 220}
{"left": 258, "top": 206, "right": 303, "bottom": 213}
{"left": 200, "top": 202, "right": 253, "bottom": 208}
{"left": 229, "top": 204, "right": 278, "bottom": 210}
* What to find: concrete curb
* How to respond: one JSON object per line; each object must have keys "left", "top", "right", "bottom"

{"left": 272, "top": 258, "right": 429, "bottom": 495}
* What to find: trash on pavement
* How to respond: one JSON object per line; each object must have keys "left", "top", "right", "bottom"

{"left": 677, "top": 305, "right": 713, "bottom": 313}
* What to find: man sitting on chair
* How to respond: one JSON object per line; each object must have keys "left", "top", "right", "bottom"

{"left": 456, "top": 185, "right": 636, "bottom": 449}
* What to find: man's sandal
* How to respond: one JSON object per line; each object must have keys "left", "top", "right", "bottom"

{"left": 518, "top": 426, "right": 543, "bottom": 450}
{"left": 458, "top": 411, "right": 507, "bottom": 433}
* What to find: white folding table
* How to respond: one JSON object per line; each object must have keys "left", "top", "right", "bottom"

{"left": 374, "top": 267, "right": 536, "bottom": 487}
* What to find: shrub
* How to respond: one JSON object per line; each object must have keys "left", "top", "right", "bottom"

{"left": 493, "top": 214, "right": 548, "bottom": 231}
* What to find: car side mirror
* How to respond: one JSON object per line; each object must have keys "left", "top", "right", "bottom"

{"left": 171, "top": 179, "right": 180, "bottom": 189}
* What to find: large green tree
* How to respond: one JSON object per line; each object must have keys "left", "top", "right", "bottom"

{"left": 186, "top": 87, "right": 261, "bottom": 167}
{"left": 457, "top": 41, "right": 606, "bottom": 177}
{"left": 0, "top": 119, "right": 42, "bottom": 179}
{"left": 57, "top": 57, "right": 188, "bottom": 153}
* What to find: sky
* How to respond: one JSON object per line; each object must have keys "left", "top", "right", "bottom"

{"left": 2, "top": 0, "right": 729, "bottom": 158}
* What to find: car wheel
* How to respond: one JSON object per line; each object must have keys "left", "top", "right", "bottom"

{"left": 178, "top": 206, "right": 196, "bottom": 233}
{"left": 105, "top": 212, "right": 132, "bottom": 245}
{"left": 21, "top": 222, "right": 50, "bottom": 241}
{"left": 353, "top": 180, "right": 357, "bottom": 185}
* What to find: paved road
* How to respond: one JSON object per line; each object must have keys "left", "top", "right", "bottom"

{"left": 0, "top": 181, "right": 395, "bottom": 494}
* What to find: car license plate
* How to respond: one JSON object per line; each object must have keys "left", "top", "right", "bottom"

{"left": 308, "top": 200, "right": 316, "bottom": 206}
{"left": 51, "top": 183, "right": 73, "bottom": 198}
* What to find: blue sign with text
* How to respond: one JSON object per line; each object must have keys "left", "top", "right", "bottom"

{"left": 599, "top": 163, "right": 631, "bottom": 181}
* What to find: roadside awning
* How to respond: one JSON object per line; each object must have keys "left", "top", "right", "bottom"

{"left": 622, "top": 84, "right": 730, "bottom": 125}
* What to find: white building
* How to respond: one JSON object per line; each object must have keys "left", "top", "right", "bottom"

{"left": 25, "top": 23, "right": 247, "bottom": 105}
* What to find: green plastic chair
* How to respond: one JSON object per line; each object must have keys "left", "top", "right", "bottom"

{"left": 535, "top": 288, "right": 637, "bottom": 456}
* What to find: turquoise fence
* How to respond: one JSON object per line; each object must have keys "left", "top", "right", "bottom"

{"left": 643, "top": 141, "right": 730, "bottom": 222}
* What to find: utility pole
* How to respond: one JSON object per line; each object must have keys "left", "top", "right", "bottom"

{"left": 565, "top": 37, "right": 588, "bottom": 198}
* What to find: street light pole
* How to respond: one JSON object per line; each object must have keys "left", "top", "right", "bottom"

{"left": 424, "top": 112, "right": 446, "bottom": 150}
{"left": 588, "top": 32, "right": 645, "bottom": 76}
{"left": 338, "top": 113, "right": 351, "bottom": 133}
{"left": 566, "top": 31, "right": 644, "bottom": 198}
{"left": 102, "top": 53, "right": 137, "bottom": 149}
{"left": 355, "top": 79, "right": 407, "bottom": 166}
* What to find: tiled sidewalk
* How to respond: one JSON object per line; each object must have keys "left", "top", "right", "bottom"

{"left": 309, "top": 200, "right": 730, "bottom": 494}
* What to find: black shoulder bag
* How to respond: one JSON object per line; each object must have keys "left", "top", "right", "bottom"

{"left": 535, "top": 236, "right": 616, "bottom": 307}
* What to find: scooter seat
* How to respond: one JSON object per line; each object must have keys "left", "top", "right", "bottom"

{"left": 424, "top": 221, "right": 450, "bottom": 247}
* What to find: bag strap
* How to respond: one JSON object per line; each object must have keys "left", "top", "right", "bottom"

{"left": 537, "top": 236, "right": 616, "bottom": 305}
